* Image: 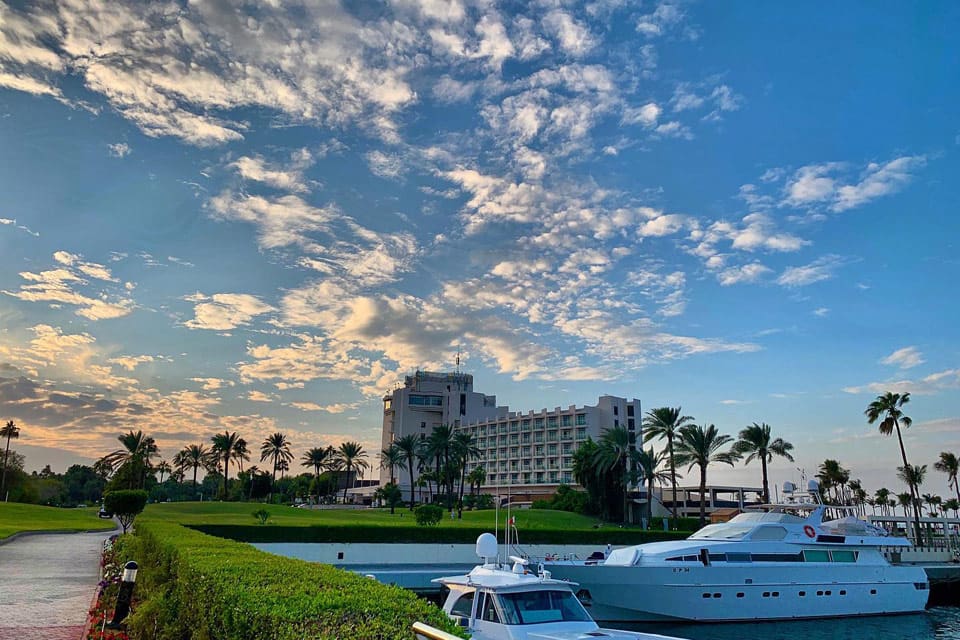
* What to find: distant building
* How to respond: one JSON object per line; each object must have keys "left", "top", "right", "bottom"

{"left": 658, "top": 485, "right": 764, "bottom": 518}
{"left": 380, "top": 370, "right": 641, "bottom": 502}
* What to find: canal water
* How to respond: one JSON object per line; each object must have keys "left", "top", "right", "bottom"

{"left": 620, "top": 607, "right": 960, "bottom": 640}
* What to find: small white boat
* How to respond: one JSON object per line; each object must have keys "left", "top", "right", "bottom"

{"left": 423, "top": 533, "right": 688, "bottom": 640}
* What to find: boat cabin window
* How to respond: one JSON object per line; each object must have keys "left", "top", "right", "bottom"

{"left": 802, "top": 549, "right": 830, "bottom": 562}
{"left": 450, "top": 591, "right": 475, "bottom": 618}
{"left": 497, "top": 590, "right": 592, "bottom": 625}
{"left": 689, "top": 524, "right": 753, "bottom": 540}
{"left": 750, "top": 526, "right": 787, "bottom": 541}
{"left": 479, "top": 592, "right": 501, "bottom": 623}
{"left": 831, "top": 550, "right": 858, "bottom": 563}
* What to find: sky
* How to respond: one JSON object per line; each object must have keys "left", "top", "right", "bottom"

{"left": 0, "top": 0, "right": 958, "bottom": 501}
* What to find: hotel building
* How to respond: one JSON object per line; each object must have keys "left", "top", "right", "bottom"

{"left": 380, "top": 370, "right": 641, "bottom": 501}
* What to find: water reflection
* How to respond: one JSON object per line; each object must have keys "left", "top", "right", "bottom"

{"left": 617, "top": 608, "right": 960, "bottom": 640}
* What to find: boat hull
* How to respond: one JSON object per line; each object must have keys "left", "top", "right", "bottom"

{"left": 546, "top": 563, "right": 930, "bottom": 623}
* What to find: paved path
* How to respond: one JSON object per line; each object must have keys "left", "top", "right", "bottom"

{"left": 0, "top": 528, "right": 118, "bottom": 640}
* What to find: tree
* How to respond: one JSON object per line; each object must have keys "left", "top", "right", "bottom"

{"left": 733, "top": 422, "right": 794, "bottom": 504}
{"left": 451, "top": 432, "right": 481, "bottom": 519}
{"left": 673, "top": 424, "right": 740, "bottom": 526}
{"left": 897, "top": 463, "right": 927, "bottom": 540}
{"left": 232, "top": 438, "right": 250, "bottom": 474}
{"left": 99, "top": 431, "right": 159, "bottom": 490}
{"left": 594, "top": 426, "right": 638, "bottom": 524}
{"left": 260, "top": 432, "right": 294, "bottom": 488}
{"left": 211, "top": 431, "right": 240, "bottom": 500}
{"left": 642, "top": 407, "right": 694, "bottom": 518}
{"left": 103, "top": 489, "right": 148, "bottom": 534}
{"left": 424, "top": 425, "right": 454, "bottom": 508}
{"left": 393, "top": 434, "right": 421, "bottom": 509}
{"left": 375, "top": 482, "right": 403, "bottom": 514}
{"left": 335, "top": 441, "right": 369, "bottom": 504}
{"left": 897, "top": 492, "right": 913, "bottom": 519}
{"left": 636, "top": 447, "right": 670, "bottom": 526}
{"left": 302, "top": 446, "right": 335, "bottom": 481}
{"left": 874, "top": 487, "right": 891, "bottom": 517}
{"left": 179, "top": 444, "right": 210, "bottom": 497}
{"left": 1, "top": 420, "right": 20, "bottom": 497}
{"left": 943, "top": 498, "right": 960, "bottom": 518}
{"left": 467, "top": 465, "right": 486, "bottom": 497}
{"left": 921, "top": 493, "right": 941, "bottom": 518}
{"left": 378, "top": 443, "right": 405, "bottom": 486}
{"left": 866, "top": 392, "right": 922, "bottom": 544}
{"left": 572, "top": 438, "right": 605, "bottom": 517}
{"left": 816, "top": 459, "right": 850, "bottom": 505}
{"left": 155, "top": 460, "right": 171, "bottom": 484}
{"left": 934, "top": 451, "right": 960, "bottom": 508}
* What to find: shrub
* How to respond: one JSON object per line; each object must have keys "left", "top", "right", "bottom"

{"left": 252, "top": 508, "right": 271, "bottom": 525}
{"left": 415, "top": 504, "right": 444, "bottom": 527}
{"left": 118, "top": 518, "right": 467, "bottom": 639}
{"left": 531, "top": 484, "right": 589, "bottom": 514}
{"left": 103, "top": 489, "right": 148, "bottom": 533}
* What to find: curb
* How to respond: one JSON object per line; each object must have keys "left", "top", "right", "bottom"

{"left": 0, "top": 525, "right": 120, "bottom": 546}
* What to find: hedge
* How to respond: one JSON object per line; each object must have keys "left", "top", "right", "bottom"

{"left": 189, "top": 523, "right": 691, "bottom": 545}
{"left": 116, "top": 519, "right": 468, "bottom": 639}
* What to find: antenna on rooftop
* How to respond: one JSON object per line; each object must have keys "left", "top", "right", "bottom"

{"left": 455, "top": 346, "right": 461, "bottom": 374}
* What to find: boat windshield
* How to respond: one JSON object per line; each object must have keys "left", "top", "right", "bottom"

{"left": 689, "top": 523, "right": 755, "bottom": 540}
{"left": 497, "top": 589, "right": 592, "bottom": 625}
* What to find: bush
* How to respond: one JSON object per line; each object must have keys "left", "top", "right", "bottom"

{"left": 252, "top": 508, "right": 271, "bottom": 525}
{"left": 415, "top": 504, "right": 444, "bottom": 527}
{"left": 531, "top": 484, "right": 589, "bottom": 514}
{"left": 103, "top": 489, "right": 148, "bottom": 533}
{"left": 118, "top": 518, "right": 467, "bottom": 639}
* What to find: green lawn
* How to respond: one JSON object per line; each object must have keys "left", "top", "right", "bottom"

{"left": 144, "top": 501, "right": 617, "bottom": 530}
{"left": 0, "top": 502, "right": 117, "bottom": 539}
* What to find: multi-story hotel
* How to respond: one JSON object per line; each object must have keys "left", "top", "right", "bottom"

{"left": 380, "top": 370, "right": 641, "bottom": 501}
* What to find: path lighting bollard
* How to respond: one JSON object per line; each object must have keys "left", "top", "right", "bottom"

{"left": 106, "top": 560, "right": 138, "bottom": 629}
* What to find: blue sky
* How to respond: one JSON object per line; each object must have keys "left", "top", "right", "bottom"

{"left": 1, "top": 0, "right": 958, "bottom": 499}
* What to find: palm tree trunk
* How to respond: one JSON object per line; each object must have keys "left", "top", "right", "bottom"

{"left": 458, "top": 462, "right": 467, "bottom": 519}
{"left": 342, "top": 462, "right": 351, "bottom": 504}
{"left": 893, "top": 421, "right": 923, "bottom": 545}
{"left": 1, "top": 435, "right": 11, "bottom": 495}
{"left": 668, "top": 435, "right": 678, "bottom": 519}
{"left": 760, "top": 455, "right": 770, "bottom": 504}
{"left": 698, "top": 465, "right": 707, "bottom": 527}
{"left": 193, "top": 465, "right": 199, "bottom": 499}
{"left": 408, "top": 457, "right": 416, "bottom": 510}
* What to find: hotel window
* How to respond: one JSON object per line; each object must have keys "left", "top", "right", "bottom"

{"left": 613, "top": 405, "right": 619, "bottom": 416}
{"left": 562, "top": 443, "right": 572, "bottom": 454}
{"left": 499, "top": 423, "right": 507, "bottom": 433}
{"left": 384, "top": 399, "right": 392, "bottom": 410}
{"left": 521, "top": 433, "right": 530, "bottom": 443}
{"left": 549, "top": 472, "right": 559, "bottom": 482}
{"left": 523, "top": 473, "right": 531, "bottom": 483}
{"left": 562, "top": 472, "right": 572, "bottom": 483}
{"left": 536, "top": 472, "right": 545, "bottom": 483}
{"left": 511, "top": 473, "right": 519, "bottom": 483}
{"left": 409, "top": 395, "right": 443, "bottom": 406}
{"left": 522, "top": 419, "right": 531, "bottom": 430}
{"left": 522, "top": 447, "right": 530, "bottom": 456}
{"left": 535, "top": 445, "right": 544, "bottom": 456}
{"left": 575, "top": 414, "right": 586, "bottom": 425}
{"left": 576, "top": 428, "right": 587, "bottom": 439}
{"left": 510, "top": 447, "right": 518, "bottom": 457}
{"left": 562, "top": 415, "right": 572, "bottom": 426}
{"left": 627, "top": 405, "right": 634, "bottom": 417}
{"left": 561, "top": 429, "right": 572, "bottom": 440}
{"left": 534, "top": 417, "right": 545, "bottom": 428}
{"left": 547, "top": 444, "right": 558, "bottom": 455}
{"left": 510, "top": 421, "right": 519, "bottom": 432}
{"left": 548, "top": 416, "right": 558, "bottom": 427}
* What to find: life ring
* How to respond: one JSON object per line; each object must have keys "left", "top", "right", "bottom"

{"left": 803, "top": 525, "right": 816, "bottom": 538}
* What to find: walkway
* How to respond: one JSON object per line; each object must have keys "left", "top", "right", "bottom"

{"left": 0, "top": 528, "right": 117, "bottom": 640}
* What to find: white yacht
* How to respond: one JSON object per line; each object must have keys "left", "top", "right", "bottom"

{"left": 545, "top": 488, "right": 929, "bottom": 623}
{"left": 419, "top": 533, "right": 688, "bottom": 640}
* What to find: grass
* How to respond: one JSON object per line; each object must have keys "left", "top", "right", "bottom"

{"left": 141, "top": 502, "right": 691, "bottom": 544}
{"left": 0, "top": 502, "right": 116, "bottom": 539}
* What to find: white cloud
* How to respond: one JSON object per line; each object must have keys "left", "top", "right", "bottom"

{"left": 542, "top": 10, "right": 595, "bottom": 57}
{"left": 109, "top": 355, "right": 156, "bottom": 371}
{"left": 622, "top": 102, "right": 661, "bottom": 127}
{"left": 776, "top": 255, "right": 844, "bottom": 287}
{"left": 813, "top": 307, "right": 830, "bottom": 317}
{"left": 184, "top": 293, "right": 275, "bottom": 331}
{"left": 636, "top": 3, "right": 685, "bottom": 37}
{"left": 842, "top": 368, "right": 960, "bottom": 396}
{"left": 717, "top": 262, "right": 771, "bottom": 286}
{"left": 366, "top": 150, "right": 404, "bottom": 179}
{"left": 880, "top": 346, "right": 925, "bottom": 370}
{"left": 108, "top": 143, "right": 131, "bottom": 158}
{"left": 832, "top": 156, "right": 926, "bottom": 212}
{"left": 230, "top": 149, "right": 313, "bottom": 193}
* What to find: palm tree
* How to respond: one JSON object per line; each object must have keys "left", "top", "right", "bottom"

{"left": 817, "top": 459, "right": 849, "bottom": 505}
{"left": 848, "top": 479, "right": 866, "bottom": 516}
{"left": 1, "top": 420, "right": 21, "bottom": 496}
{"left": 451, "top": 432, "right": 481, "bottom": 518}
{"left": 424, "top": 425, "right": 454, "bottom": 507}
{"left": 732, "top": 422, "right": 794, "bottom": 504}
{"left": 100, "top": 430, "right": 159, "bottom": 489}
{"left": 922, "top": 493, "right": 942, "bottom": 518}
{"left": 897, "top": 463, "right": 927, "bottom": 542}
{"left": 636, "top": 447, "right": 670, "bottom": 527}
{"left": 642, "top": 407, "right": 694, "bottom": 518}
{"left": 866, "top": 392, "right": 922, "bottom": 543}
{"left": 302, "top": 446, "right": 335, "bottom": 480}
{"left": 211, "top": 431, "right": 240, "bottom": 499}
{"left": 594, "top": 426, "right": 638, "bottom": 524}
{"left": 378, "top": 443, "right": 405, "bottom": 486}
{"left": 897, "top": 492, "right": 913, "bottom": 519}
{"left": 943, "top": 498, "right": 960, "bottom": 519}
{"left": 467, "top": 465, "right": 486, "bottom": 497}
{"left": 335, "top": 441, "right": 369, "bottom": 504}
{"left": 179, "top": 444, "right": 210, "bottom": 497}
{"left": 232, "top": 438, "right": 250, "bottom": 474}
{"left": 156, "top": 460, "right": 172, "bottom": 484}
{"left": 673, "top": 424, "right": 740, "bottom": 526}
{"left": 934, "top": 452, "right": 960, "bottom": 508}
{"left": 874, "top": 487, "right": 891, "bottom": 517}
{"left": 394, "top": 434, "right": 421, "bottom": 509}
{"left": 260, "top": 432, "right": 293, "bottom": 486}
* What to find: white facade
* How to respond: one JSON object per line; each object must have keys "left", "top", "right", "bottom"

{"left": 380, "top": 370, "right": 641, "bottom": 498}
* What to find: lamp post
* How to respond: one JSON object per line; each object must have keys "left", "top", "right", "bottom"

{"left": 106, "top": 561, "right": 138, "bottom": 629}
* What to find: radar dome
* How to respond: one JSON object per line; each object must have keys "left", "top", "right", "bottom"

{"left": 807, "top": 479, "right": 820, "bottom": 493}
{"left": 783, "top": 481, "right": 796, "bottom": 494}
{"left": 476, "top": 533, "right": 498, "bottom": 561}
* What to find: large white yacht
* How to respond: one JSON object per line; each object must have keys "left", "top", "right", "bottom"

{"left": 545, "top": 486, "right": 929, "bottom": 623}
{"left": 418, "top": 533, "right": 688, "bottom": 640}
